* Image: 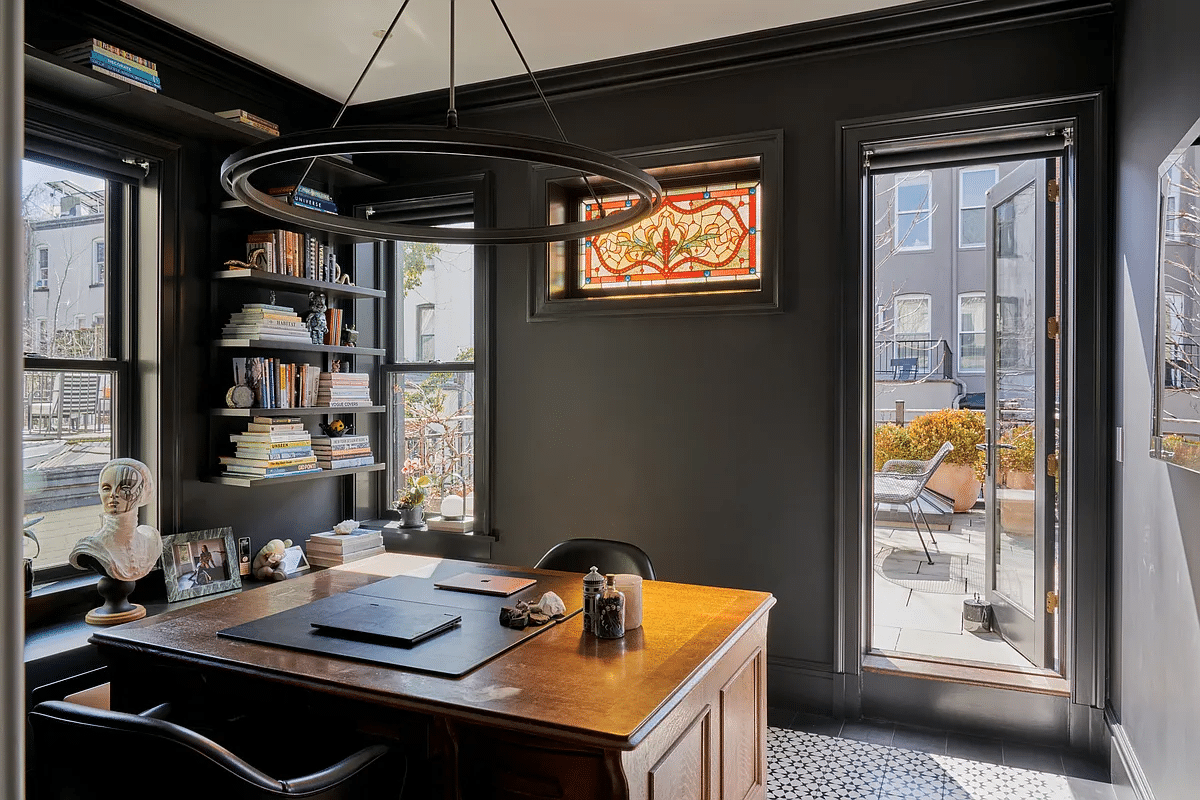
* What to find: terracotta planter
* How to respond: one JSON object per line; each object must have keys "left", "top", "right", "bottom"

{"left": 926, "top": 463, "right": 982, "bottom": 512}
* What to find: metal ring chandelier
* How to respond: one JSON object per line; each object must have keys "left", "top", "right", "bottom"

{"left": 220, "top": 0, "right": 663, "bottom": 246}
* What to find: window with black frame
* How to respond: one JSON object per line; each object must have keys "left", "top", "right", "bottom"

{"left": 21, "top": 155, "right": 134, "bottom": 580}
{"left": 377, "top": 196, "right": 481, "bottom": 527}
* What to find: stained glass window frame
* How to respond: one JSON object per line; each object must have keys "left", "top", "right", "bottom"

{"left": 531, "top": 131, "right": 782, "bottom": 319}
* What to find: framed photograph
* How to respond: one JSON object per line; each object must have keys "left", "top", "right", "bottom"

{"left": 162, "top": 527, "right": 242, "bottom": 602}
{"left": 280, "top": 544, "right": 309, "bottom": 575}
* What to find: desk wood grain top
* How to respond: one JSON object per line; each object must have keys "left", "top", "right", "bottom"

{"left": 89, "top": 554, "right": 775, "bottom": 749}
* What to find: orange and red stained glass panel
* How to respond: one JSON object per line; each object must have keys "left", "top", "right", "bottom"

{"left": 580, "top": 180, "right": 760, "bottom": 292}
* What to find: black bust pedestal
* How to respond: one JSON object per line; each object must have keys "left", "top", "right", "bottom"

{"left": 78, "top": 556, "right": 146, "bottom": 626}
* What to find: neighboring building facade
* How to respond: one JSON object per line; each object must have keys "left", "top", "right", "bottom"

{"left": 873, "top": 162, "right": 1020, "bottom": 421}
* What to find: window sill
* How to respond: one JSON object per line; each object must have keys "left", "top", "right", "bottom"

{"left": 359, "top": 519, "right": 496, "bottom": 561}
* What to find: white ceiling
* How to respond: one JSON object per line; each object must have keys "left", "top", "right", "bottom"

{"left": 122, "top": 0, "right": 928, "bottom": 105}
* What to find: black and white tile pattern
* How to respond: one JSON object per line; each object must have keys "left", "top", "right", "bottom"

{"left": 767, "top": 727, "right": 1111, "bottom": 800}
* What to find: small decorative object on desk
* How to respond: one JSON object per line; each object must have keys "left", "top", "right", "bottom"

{"left": 253, "top": 538, "right": 294, "bottom": 581}
{"left": 594, "top": 574, "right": 626, "bottom": 639}
{"left": 499, "top": 594, "right": 565, "bottom": 630}
{"left": 392, "top": 459, "right": 432, "bottom": 527}
{"left": 582, "top": 566, "right": 605, "bottom": 635}
{"left": 306, "top": 291, "right": 328, "bottom": 345}
{"left": 160, "top": 527, "right": 242, "bottom": 602}
{"left": 333, "top": 518, "right": 361, "bottom": 535}
{"left": 613, "top": 574, "right": 643, "bottom": 630}
{"left": 68, "top": 458, "right": 162, "bottom": 625}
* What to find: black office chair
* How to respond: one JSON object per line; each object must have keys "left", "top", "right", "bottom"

{"left": 29, "top": 700, "right": 399, "bottom": 800}
{"left": 534, "top": 537, "right": 656, "bottom": 580}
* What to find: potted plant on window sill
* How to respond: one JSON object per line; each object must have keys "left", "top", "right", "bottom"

{"left": 392, "top": 460, "right": 433, "bottom": 528}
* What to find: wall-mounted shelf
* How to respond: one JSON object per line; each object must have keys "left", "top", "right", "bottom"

{"left": 211, "top": 406, "right": 385, "bottom": 417}
{"left": 207, "top": 463, "right": 386, "bottom": 488}
{"left": 212, "top": 269, "right": 386, "bottom": 300}
{"left": 25, "top": 46, "right": 385, "bottom": 189}
{"left": 214, "top": 339, "right": 385, "bottom": 357}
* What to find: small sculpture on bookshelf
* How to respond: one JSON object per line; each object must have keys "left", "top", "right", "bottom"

{"left": 306, "top": 291, "right": 328, "bottom": 345}
{"left": 319, "top": 419, "right": 352, "bottom": 438}
{"left": 343, "top": 324, "right": 359, "bottom": 347}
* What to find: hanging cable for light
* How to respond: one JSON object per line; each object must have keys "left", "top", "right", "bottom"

{"left": 220, "top": 0, "right": 663, "bottom": 245}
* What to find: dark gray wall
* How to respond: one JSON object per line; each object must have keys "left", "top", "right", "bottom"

{"left": 1113, "top": 0, "right": 1200, "bottom": 795}
{"left": 353, "top": 5, "right": 1114, "bottom": 707}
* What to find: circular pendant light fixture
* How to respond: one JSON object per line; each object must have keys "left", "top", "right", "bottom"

{"left": 220, "top": 0, "right": 663, "bottom": 245}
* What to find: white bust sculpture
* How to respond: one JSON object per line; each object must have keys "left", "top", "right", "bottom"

{"left": 69, "top": 458, "right": 162, "bottom": 582}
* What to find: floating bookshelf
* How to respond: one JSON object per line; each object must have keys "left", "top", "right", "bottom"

{"left": 212, "top": 269, "right": 386, "bottom": 300}
{"left": 210, "top": 406, "right": 385, "bottom": 418}
{"left": 207, "top": 463, "right": 386, "bottom": 488}
{"left": 214, "top": 339, "right": 385, "bottom": 357}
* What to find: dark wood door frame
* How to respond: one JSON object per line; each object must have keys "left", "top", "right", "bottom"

{"left": 834, "top": 93, "right": 1110, "bottom": 751}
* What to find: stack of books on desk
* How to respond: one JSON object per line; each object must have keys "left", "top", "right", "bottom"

{"left": 221, "top": 303, "right": 310, "bottom": 343}
{"left": 57, "top": 38, "right": 160, "bottom": 93}
{"left": 317, "top": 372, "right": 371, "bottom": 406}
{"left": 312, "top": 434, "right": 374, "bottom": 470}
{"left": 216, "top": 109, "right": 280, "bottom": 137}
{"left": 304, "top": 529, "right": 384, "bottom": 568}
{"left": 220, "top": 418, "right": 320, "bottom": 480}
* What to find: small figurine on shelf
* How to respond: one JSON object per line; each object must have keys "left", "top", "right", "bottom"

{"left": 343, "top": 324, "right": 359, "bottom": 347}
{"left": 320, "top": 419, "right": 352, "bottom": 437}
{"left": 306, "top": 291, "right": 328, "bottom": 345}
{"left": 253, "top": 538, "right": 293, "bottom": 581}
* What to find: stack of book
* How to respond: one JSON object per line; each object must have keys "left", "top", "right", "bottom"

{"left": 304, "top": 529, "right": 384, "bottom": 568}
{"left": 268, "top": 185, "right": 337, "bottom": 215}
{"left": 57, "top": 39, "right": 160, "bottom": 93}
{"left": 221, "top": 303, "right": 310, "bottom": 344}
{"left": 220, "top": 418, "right": 320, "bottom": 480}
{"left": 317, "top": 372, "right": 371, "bottom": 407}
{"left": 244, "top": 230, "right": 338, "bottom": 281}
{"left": 311, "top": 434, "right": 374, "bottom": 470}
{"left": 216, "top": 109, "right": 280, "bottom": 137}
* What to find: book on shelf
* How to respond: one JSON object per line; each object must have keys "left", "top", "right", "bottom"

{"left": 319, "top": 371, "right": 369, "bottom": 383}
{"left": 234, "top": 447, "right": 313, "bottom": 462}
{"left": 89, "top": 65, "right": 159, "bottom": 92}
{"left": 216, "top": 109, "right": 280, "bottom": 136}
{"left": 306, "top": 545, "right": 386, "bottom": 568}
{"left": 312, "top": 445, "right": 371, "bottom": 456}
{"left": 267, "top": 185, "right": 334, "bottom": 202}
{"left": 225, "top": 465, "right": 324, "bottom": 480}
{"left": 57, "top": 38, "right": 158, "bottom": 70}
{"left": 219, "top": 455, "right": 318, "bottom": 469}
{"left": 230, "top": 432, "right": 312, "bottom": 444}
{"left": 271, "top": 191, "right": 338, "bottom": 215}
{"left": 246, "top": 421, "right": 304, "bottom": 433}
{"left": 242, "top": 303, "right": 296, "bottom": 312}
{"left": 311, "top": 434, "right": 371, "bottom": 447}
{"left": 253, "top": 416, "right": 300, "bottom": 424}
{"left": 317, "top": 455, "right": 375, "bottom": 469}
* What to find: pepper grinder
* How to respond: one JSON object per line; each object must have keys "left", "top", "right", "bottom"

{"left": 595, "top": 574, "right": 626, "bottom": 639}
{"left": 583, "top": 566, "right": 605, "bottom": 634}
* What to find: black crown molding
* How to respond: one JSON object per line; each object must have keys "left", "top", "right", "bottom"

{"left": 25, "top": 0, "right": 337, "bottom": 117}
{"left": 346, "top": 0, "right": 1112, "bottom": 124}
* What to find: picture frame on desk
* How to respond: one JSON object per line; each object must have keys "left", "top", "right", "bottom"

{"left": 162, "top": 527, "right": 242, "bottom": 602}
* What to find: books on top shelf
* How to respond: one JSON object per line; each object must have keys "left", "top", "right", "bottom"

{"left": 220, "top": 417, "right": 320, "bottom": 481}
{"left": 311, "top": 434, "right": 374, "bottom": 470}
{"left": 316, "top": 372, "right": 371, "bottom": 406}
{"left": 216, "top": 109, "right": 280, "bottom": 136}
{"left": 56, "top": 38, "right": 160, "bottom": 92}
{"left": 221, "top": 302, "right": 308, "bottom": 341}
{"left": 268, "top": 184, "right": 337, "bottom": 215}
{"left": 240, "top": 230, "right": 340, "bottom": 281}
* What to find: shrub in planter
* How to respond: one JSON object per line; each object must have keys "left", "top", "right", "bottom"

{"left": 873, "top": 424, "right": 917, "bottom": 471}
{"left": 998, "top": 424, "right": 1038, "bottom": 489}
{"left": 907, "top": 408, "right": 986, "bottom": 480}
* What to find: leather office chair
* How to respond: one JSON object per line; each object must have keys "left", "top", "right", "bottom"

{"left": 29, "top": 700, "right": 398, "bottom": 800}
{"left": 535, "top": 538, "right": 656, "bottom": 580}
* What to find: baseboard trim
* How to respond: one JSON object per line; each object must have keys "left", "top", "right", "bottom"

{"left": 1107, "top": 708, "right": 1156, "bottom": 800}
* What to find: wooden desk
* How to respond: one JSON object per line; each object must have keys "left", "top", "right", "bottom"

{"left": 88, "top": 554, "right": 775, "bottom": 800}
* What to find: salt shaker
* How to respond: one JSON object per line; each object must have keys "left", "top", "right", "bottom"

{"left": 582, "top": 566, "right": 605, "bottom": 634}
{"left": 595, "top": 574, "right": 626, "bottom": 639}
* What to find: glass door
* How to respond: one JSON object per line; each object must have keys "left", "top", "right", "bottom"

{"left": 982, "top": 158, "right": 1059, "bottom": 669}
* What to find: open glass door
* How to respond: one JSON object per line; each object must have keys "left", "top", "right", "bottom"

{"left": 982, "top": 158, "right": 1059, "bottom": 669}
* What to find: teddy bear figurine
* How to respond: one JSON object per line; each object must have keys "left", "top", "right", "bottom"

{"left": 252, "top": 538, "right": 293, "bottom": 581}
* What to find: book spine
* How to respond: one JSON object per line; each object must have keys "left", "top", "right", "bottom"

{"left": 92, "top": 39, "right": 158, "bottom": 70}
{"left": 229, "top": 117, "right": 281, "bottom": 137}
{"left": 290, "top": 195, "right": 338, "bottom": 214}
{"left": 318, "top": 456, "right": 375, "bottom": 469}
{"left": 89, "top": 65, "right": 158, "bottom": 92}
{"left": 217, "top": 110, "right": 278, "bottom": 130}
{"left": 86, "top": 52, "right": 162, "bottom": 86}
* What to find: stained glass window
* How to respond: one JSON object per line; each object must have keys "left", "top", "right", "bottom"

{"left": 578, "top": 180, "right": 760, "bottom": 293}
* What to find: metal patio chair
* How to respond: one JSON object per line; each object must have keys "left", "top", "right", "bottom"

{"left": 873, "top": 440, "right": 953, "bottom": 565}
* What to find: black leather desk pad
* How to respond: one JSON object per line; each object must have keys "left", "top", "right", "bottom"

{"left": 218, "top": 591, "right": 577, "bottom": 677}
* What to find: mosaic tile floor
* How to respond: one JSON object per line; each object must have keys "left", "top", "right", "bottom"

{"left": 767, "top": 727, "right": 1116, "bottom": 800}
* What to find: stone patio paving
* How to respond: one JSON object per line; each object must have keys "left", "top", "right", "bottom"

{"left": 872, "top": 508, "right": 1038, "bottom": 668}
